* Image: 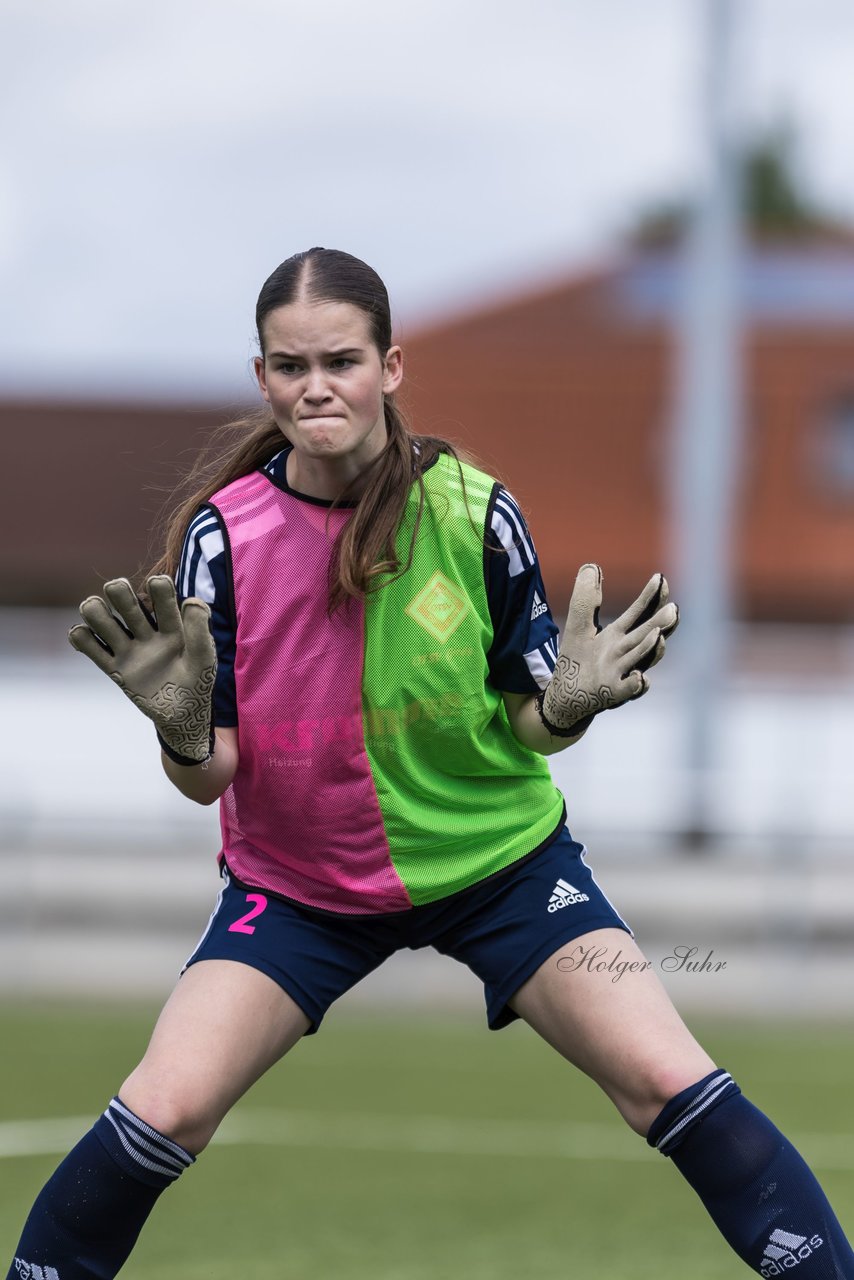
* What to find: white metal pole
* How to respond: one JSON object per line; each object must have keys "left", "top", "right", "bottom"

{"left": 671, "top": 0, "right": 743, "bottom": 845}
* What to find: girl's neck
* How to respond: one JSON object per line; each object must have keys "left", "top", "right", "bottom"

{"left": 285, "top": 442, "right": 381, "bottom": 502}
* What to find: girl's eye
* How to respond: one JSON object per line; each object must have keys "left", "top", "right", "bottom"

{"left": 278, "top": 363, "right": 300, "bottom": 375}
{"left": 330, "top": 358, "right": 353, "bottom": 369}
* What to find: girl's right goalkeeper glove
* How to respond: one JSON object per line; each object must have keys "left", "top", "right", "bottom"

{"left": 68, "top": 575, "right": 217, "bottom": 766}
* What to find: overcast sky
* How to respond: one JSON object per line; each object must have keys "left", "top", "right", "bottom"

{"left": 2, "top": 0, "right": 854, "bottom": 401}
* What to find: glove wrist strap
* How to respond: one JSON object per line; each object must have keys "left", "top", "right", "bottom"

{"left": 535, "top": 690, "right": 595, "bottom": 739}
{"left": 156, "top": 727, "right": 216, "bottom": 768}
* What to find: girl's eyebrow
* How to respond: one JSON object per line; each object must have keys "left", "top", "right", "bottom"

{"left": 268, "top": 346, "right": 364, "bottom": 359}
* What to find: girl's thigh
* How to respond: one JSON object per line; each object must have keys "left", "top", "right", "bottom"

{"left": 508, "top": 928, "right": 716, "bottom": 1135}
{"left": 119, "top": 958, "right": 311, "bottom": 1153}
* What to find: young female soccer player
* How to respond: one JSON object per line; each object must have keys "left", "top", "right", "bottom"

{"left": 8, "top": 248, "right": 852, "bottom": 1278}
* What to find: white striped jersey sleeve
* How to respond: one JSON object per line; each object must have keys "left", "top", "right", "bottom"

{"left": 485, "top": 486, "right": 560, "bottom": 693}
{"left": 490, "top": 487, "right": 536, "bottom": 578}
{"left": 176, "top": 505, "right": 237, "bottom": 727}
{"left": 177, "top": 508, "right": 224, "bottom": 605}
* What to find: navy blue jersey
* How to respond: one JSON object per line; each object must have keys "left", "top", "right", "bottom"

{"left": 176, "top": 448, "right": 559, "bottom": 727}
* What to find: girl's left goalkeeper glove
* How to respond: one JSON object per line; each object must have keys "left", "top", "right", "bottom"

{"left": 537, "top": 563, "right": 678, "bottom": 738}
{"left": 68, "top": 575, "right": 217, "bottom": 765}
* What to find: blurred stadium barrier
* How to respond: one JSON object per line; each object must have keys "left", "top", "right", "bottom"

{"left": 3, "top": 608, "right": 854, "bottom": 1016}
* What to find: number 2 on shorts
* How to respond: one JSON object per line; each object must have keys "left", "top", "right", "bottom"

{"left": 228, "top": 893, "right": 268, "bottom": 935}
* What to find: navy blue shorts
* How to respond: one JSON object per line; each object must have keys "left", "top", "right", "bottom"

{"left": 183, "top": 826, "right": 632, "bottom": 1033}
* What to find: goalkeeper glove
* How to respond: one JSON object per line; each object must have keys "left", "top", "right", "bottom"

{"left": 537, "top": 563, "right": 678, "bottom": 738}
{"left": 68, "top": 575, "right": 217, "bottom": 765}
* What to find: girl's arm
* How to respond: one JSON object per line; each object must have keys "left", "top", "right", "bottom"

{"left": 161, "top": 725, "right": 239, "bottom": 804}
{"left": 502, "top": 691, "right": 588, "bottom": 756}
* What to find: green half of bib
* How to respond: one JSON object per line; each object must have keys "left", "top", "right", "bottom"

{"left": 361, "top": 453, "right": 565, "bottom": 904}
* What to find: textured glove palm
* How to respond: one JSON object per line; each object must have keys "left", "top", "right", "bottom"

{"left": 539, "top": 563, "right": 678, "bottom": 737}
{"left": 68, "top": 575, "right": 217, "bottom": 764}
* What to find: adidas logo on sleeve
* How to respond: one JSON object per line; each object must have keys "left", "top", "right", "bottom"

{"left": 531, "top": 590, "right": 548, "bottom": 621}
{"left": 547, "top": 878, "right": 590, "bottom": 912}
{"left": 759, "top": 1228, "right": 824, "bottom": 1276}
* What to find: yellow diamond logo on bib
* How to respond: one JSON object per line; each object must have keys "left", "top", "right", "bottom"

{"left": 405, "top": 572, "right": 469, "bottom": 643}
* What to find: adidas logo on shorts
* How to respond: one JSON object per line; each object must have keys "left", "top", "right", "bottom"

{"left": 759, "top": 1228, "right": 824, "bottom": 1276}
{"left": 14, "top": 1260, "right": 60, "bottom": 1280}
{"left": 547, "top": 878, "right": 590, "bottom": 912}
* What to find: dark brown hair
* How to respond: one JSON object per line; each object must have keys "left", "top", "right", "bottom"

{"left": 148, "top": 247, "right": 471, "bottom": 612}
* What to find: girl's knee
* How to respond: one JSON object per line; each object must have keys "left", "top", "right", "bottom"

{"left": 615, "top": 1062, "right": 721, "bottom": 1138}
{"left": 118, "top": 1070, "right": 220, "bottom": 1155}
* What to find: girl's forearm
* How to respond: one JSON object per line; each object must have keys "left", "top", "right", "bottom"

{"left": 161, "top": 726, "right": 239, "bottom": 804}
{"left": 502, "top": 692, "right": 588, "bottom": 756}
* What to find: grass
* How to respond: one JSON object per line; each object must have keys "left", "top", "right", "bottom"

{"left": 2, "top": 1003, "right": 854, "bottom": 1279}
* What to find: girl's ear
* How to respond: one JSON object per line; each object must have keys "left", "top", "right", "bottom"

{"left": 254, "top": 355, "right": 270, "bottom": 401}
{"left": 382, "top": 345, "right": 404, "bottom": 396}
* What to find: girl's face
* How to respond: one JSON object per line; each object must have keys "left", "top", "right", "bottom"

{"left": 254, "top": 299, "right": 402, "bottom": 484}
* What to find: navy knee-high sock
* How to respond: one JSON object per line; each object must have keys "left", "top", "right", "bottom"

{"left": 7, "top": 1098, "right": 195, "bottom": 1280}
{"left": 648, "top": 1069, "right": 854, "bottom": 1277}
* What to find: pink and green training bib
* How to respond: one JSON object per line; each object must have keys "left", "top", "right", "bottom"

{"left": 209, "top": 453, "right": 564, "bottom": 914}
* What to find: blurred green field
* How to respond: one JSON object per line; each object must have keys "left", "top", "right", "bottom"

{"left": 2, "top": 1003, "right": 853, "bottom": 1280}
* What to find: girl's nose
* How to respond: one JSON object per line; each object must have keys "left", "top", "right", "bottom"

{"left": 304, "top": 369, "right": 332, "bottom": 401}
